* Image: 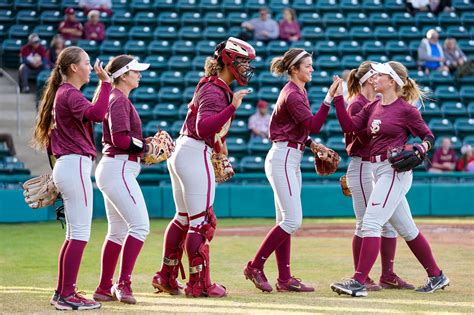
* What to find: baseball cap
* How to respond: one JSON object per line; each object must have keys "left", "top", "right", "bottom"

{"left": 257, "top": 100, "right": 268, "bottom": 109}
{"left": 28, "top": 33, "right": 40, "bottom": 44}
{"left": 370, "top": 62, "right": 405, "bottom": 87}
{"left": 65, "top": 7, "right": 75, "bottom": 15}
{"left": 111, "top": 59, "right": 150, "bottom": 79}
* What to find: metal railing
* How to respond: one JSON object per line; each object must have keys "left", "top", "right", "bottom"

{"left": 0, "top": 67, "right": 21, "bottom": 136}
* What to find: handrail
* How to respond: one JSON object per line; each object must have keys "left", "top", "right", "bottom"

{"left": 0, "top": 67, "right": 21, "bottom": 136}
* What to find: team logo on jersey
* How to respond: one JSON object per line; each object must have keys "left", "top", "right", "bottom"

{"left": 370, "top": 119, "right": 382, "bottom": 134}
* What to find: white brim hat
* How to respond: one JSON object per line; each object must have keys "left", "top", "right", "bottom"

{"left": 111, "top": 59, "right": 150, "bottom": 79}
{"left": 370, "top": 62, "right": 405, "bottom": 87}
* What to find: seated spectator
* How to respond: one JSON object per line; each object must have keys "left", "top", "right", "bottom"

{"left": 241, "top": 7, "right": 279, "bottom": 42}
{"left": 429, "top": 137, "right": 457, "bottom": 173}
{"left": 48, "top": 34, "right": 65, "bottom": 68}
{"left": 18, "top": 33, "right": 48, "bottom": 93}
{"left": 79, "top": 0, "right": 113, "bottom": 16}
{"left": 406, "top": 0, "right": 430, "bottom": 14}
{"left": 0, "top": 133, "right": 16, "bottom": 156}
{"left": 248, "top": 100, "right": 271, "bottom": 140}
{"left": 58, "top": 8, "right": 83, "bottom": 43}
{"left": 279, "top": 8, "right": 300, "bottom": 42}
{"left": 443, "top": 38, "right": 468, "bottom": 73}
{"left": 83, "top": 10, "right": 105, "bottom": 42}
{"left": 457, "top": 145, "right": 474, "bottom": 172}
{"left": 418, "top": 29, "right": 449, "bottom": 74}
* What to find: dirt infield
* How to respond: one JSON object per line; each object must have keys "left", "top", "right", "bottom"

{"left": 219, "top": 223, "right": 474, "bottom": 247}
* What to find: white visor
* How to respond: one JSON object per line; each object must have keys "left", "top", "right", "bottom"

{"left": 111, "top": 59, "right": 150, "bottom": 79}
{"left": 370, "top": 62, "right": 405, "bottom": 87}
{"left": 359, "top": 69, "right": 376, "bottom": 86}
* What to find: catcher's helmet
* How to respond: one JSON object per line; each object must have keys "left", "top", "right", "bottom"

{"left": 215, "top": 37, "right": 256, "bottom": 86}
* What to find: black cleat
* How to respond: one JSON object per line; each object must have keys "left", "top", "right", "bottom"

{"left": 330, "top": 279, "right": 368, "bottom": 297}
{"left": 415, "top": 271, "right": 450, "bottom": 293}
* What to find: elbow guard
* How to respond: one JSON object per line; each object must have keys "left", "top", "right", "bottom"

{"left": 128, "top": 137, "right": 145, "bottom": 153}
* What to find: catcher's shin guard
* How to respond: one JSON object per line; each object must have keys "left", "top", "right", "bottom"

{"left": 185, "top": 207, "right": 226, "bottom": 298}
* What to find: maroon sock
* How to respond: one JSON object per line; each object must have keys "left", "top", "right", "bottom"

{"left": 352, "top": 235, "right": 362, "bottom": 271}
{"left": 118, "top": 235, "right": 144, "bottom": 283}
{"left": 61, "top": 239, "right": 87, "bottom": 297}
{"left": 250, "top": 225, "right": 290, "bottom": 270}
{"left": 380, "top": 237, "right": 397, "bottom": 277}
{"left": 353, "top": 237, "right": 381, "bottom": 284}
{"left": 56, "top": 240, "right": 70, "bottom": 293}
{"left": 161, "top": 220, "right": 187, "bottom": 267}
{"left": 98, "top": 239, "right": 122, "bottom": 290}
{"left": 275, "top": 235, "right": 291, "bottom": 281}
{"left": 406, "top": 232, "right": 441, "bottom": 277}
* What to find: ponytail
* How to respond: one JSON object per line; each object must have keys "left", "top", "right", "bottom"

{"left": 400, "top": 78, "right": 425, "bottom": 106}
{"left": 270, "top": 56, "right": 285, "bottom": 76}
{"left": 346, "top": 69, "right": 360, "bottom": 102}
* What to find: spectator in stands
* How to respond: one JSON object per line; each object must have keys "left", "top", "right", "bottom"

{"left": 406, "top": 0, "right": 430, "bottom": 14}
{"left": 0, "top": 133, "right": 16, "bottom": 156}
{"left": 48, "top": 34, "right": 65, "bottom": 68}
{"left": 279, "top": 8, "right": 300, "bottom": 42}
{"left": 417, "top": 29, "right": 449, "bottom": 74}
{"left": 457, "top": 144, "right": 474, "bottom": 172}
{"left": 429, "top": 137, "right": 457, "bottom": 173}
{"left": 443, "top": 38, "right": 468, "bottom": 73}
{"left": 83, "top": 10, "right": 105, "bottom": 42}
{"left": 79, "top": 0, "right": 113, "bottom": 16}
{"left": 241, "top": 7, "right": 279, "bottom": 42}
{"left": 248, "top": 100, "right": 271, "bottom": 140}
{"left": 19, "top": 33, "right": 49, "bottom": 93}
{"left": 58, "top": 8, "right": 83, "bottom": 43}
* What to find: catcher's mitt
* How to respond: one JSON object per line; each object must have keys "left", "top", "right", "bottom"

{"left": 142, "top": 130, "right": 175, "bottom": 165}
{"left": 311, "top": 144, "right": 341, "bottom": 176}
{"left": 211, "top": 153, "right": 235, "bottom": 183}
{"left": 22, "top": 174, "right": 59, "bottom": 209}
{"left": 340, "top": 175, "right": 352, "bottom": 197}
{"left": 387, "top": 144, "right": 426, "bottom": 172}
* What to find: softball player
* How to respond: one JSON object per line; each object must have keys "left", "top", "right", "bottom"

{"left": 152, "top": 37, "right": 255, "bottom": 298}
{"left": 32, "top": 46, "right": 111, "bottom": 310}
{"left": 244, "top": 48, "right": 343, "bottom": 293}
{"left": 331, "top": 61, "right": 449, "bottom": 297}
{"left": 344, "top": 61, "right": 413, "bottom": 291}
{"left": 92, "top": 55, "right": 151, "bottom": 304}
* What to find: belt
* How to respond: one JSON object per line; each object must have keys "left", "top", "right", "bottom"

{"left": 286, "top": 142, "right": 305, "bottom": 152}
{"left": 370, "top": 152, "right": 388, "bottom": 163}
{"left": 350, "top": 155, "right": 371, "bottom": 162}
{"left": 106, "top": 154, "right": 140, "bottom": 163}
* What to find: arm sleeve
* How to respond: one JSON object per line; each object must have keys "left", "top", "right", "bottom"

{"left": 108, "top": 98, "right": 130, "bottom": 134}
{"left": 111, "top": 131, "right": 132, "bottom": 150}
{"left": 302, "top": 102, "right": 330, "bottom": 134}
{"left": 268, "top": 20, "right": 279, "bottom": 39}
{"left": 81, "top": 82, "right": 112, "bottom": 122}
{"left": 286, "top": 91, "right": 313, "bottom": 124}
{"left": 406, "top": 106, "right": 433, "bottom": 140}
{"left": 334, "top": 95, "right": 368, "bottom": 132}
{"left": 196, "top": 87, "right": 236, "bottom": 138}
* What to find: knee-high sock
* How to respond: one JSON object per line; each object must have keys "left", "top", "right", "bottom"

{"left": 352, "top": 235, "right": 362, "bottom": 271}
{"left": 56, "top": 240, "right": 70, "bottom": 293}
{"left": 98, "top": 239, "right": 122, "bottom": 290}
{"left": 380, "top": 237, "right": 397, "bottom": 277}
{"left": 406, "top": 232, "right": 441, "bottom": 277}
{"left": 119, "top": 235, "right": 144, "bottom": 283}
{"left": 61, "top": 240, "right": 87, "bottom": 297}
{"left": 161, "top": 220, "right": 187, "bottom": 271}
{"left": 275, "top": 235, "right": 291, "bottom": 281}
{"left": 353, "top": 237, "right": 381, "bottom": 284}
{"left": 250, "top": 225, "right": 290, "bottom": 270}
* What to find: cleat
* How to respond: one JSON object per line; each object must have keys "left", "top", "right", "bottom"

{"left": 55, "top": 292, "right": 101, "bottom": 311}
{"left": 379, "top": 273, "right": 415, "bottom": 290}
{"left": 112, "top": 280, "right": 136, "bottom": 304}
{"left": 152, "top": 271, "right": 184, "bottom": 295}
{"left": 276, "top": 277, "right": 314, "bottom": 292}
{"left": 330, "top": 279, "right": 368, "bottom": 297}
{"left": 415, "top": 272, "right": 450, "bottom": 293}
{"left": 366, "top": 277, "right": 383, "bottom": 291}
{"left": 50, "top": 291, "right": 59, "bottom": 306}
{"left": 93, "top": 287, "right": 116, "bottom": 302}
{"left": 243, "top": 261, "right": 273, "bottom": 292}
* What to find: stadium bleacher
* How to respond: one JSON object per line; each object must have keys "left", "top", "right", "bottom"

{"left": 1, "top": 0, "right": 474, "bottom": 178}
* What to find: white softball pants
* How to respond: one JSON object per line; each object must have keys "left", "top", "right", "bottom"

{"left": 346, "top": 157, "right": 397, "bottom": 238}
{"left": 265, "top": 142, "right": 304, "bottom": 234}
{"left": 96, "top": 156, "right": 150, "bottom": 244}
{"left": 52, "top": 154, "right": 93, "bottom": 242}
{"left": 168, "top": 136, "right": 214, "bottom": 227}
{"left": 361, "top": 161, "right": 419, "bottom": 241}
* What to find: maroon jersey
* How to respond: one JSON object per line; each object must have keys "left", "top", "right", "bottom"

{"left": 58, "top": 20, "right": 83, "bottom": 41}
{"left": 83, "top": 21, "right": 105, "bottom": 41}
{"left": 432, "top": 148, "right": 456, "bottom": 166}
{"left": 269, "top": 81, "right": 314, "bottom": 144}
{"left": 345, "top": 94, "right": 371, "bottom": 159}
{"left": 181, "top": 76, "right": 235, "bottom": 149}
{"left": 341, "top": 98, "right": 433, "bottom": 157}
{"left": 50, "top": 83, "right": 98, "bottom": 157}
{"left": 102, "top": 89, "right": 143, "bottom": 157}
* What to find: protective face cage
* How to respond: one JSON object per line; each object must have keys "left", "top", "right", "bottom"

{"left": 219, "top": 37, "right": 256, "bottom": 86}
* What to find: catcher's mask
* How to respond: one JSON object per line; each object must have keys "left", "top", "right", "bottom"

{"left": 216, "top": 37, "right": 256, "bottom": 86}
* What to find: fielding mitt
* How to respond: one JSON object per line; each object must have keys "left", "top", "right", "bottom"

{"left": 387, "top": 144, "right": 427, "bottom": 172}
{"left": 211, "top": 153, "right": 235, "bottom": 183}
{"left": 22, "top": 174, "right": 59, "bottom": 209}
{"left": 143, "top": 130, "right": 175, "bottom": 165}
{"left": 311, "top": 144, "right": 341, "bottom": 176}
{"left": 340, "top": 175, "right": 352, "bottom": 197}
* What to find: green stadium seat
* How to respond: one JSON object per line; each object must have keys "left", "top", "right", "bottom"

{"left": 160, "top": 70, "right": 184, "bottom": 87}
{"left": 248, "top": 137, "right": 271, "bottom": 155}
{"left": 170, "top": 120, "right": 184, "bottom": 137}
{"left": 420, "top": 101, "right": 441, "bottom": 118}
{"left": 266, "top": 40, "right": 289, "bottom": 55}
{"left": 324, "top": 119, "right": 343, "bottom": 137}
{"left": 153, "top": 0, "right": 176, "bottom": 11}
{"left": 316, "top": 55, "right": 340, "bottom": 71}
{"left": 0, "top": 0, "right": 12, "bottom": 9}
{"left": 323, "top": 12, "right": 346, "bottom": 27}
{"left": 130, "top": 0, "right": 154, "bottom": 12}
{"left": 362, "top": 0, "right": 384, "bottom": 12}
{"left": 408, "top": 70, "right": 430, "bottom": 86}
{"left": 362, "top": 41, "right": 385, "bottom": 55}
{"left": 112, "top": 10, "right": 134, "bottom": 26}
{"left": 77, "top": 40, "right": 99, "bottom": 58}
{"left": 227, "top": 25, "right": 242, "bottom": 38}
{"left": 309, "top": 86, "right": 329, "bottom": 102}
{"left": 415, "top": 12, "right": 437, "bottom": 28}
{"left": 301, "top": 26, "right": 325, "bottom": 41}
{"left": 171, "top": 40, "right": 195, "bottom": 56}
{"left": 229, "top": 119, "right": 248, "bottom": 136}
{"left": 438, "top": 11, "right": 461, "bottom": 28}
{"left": 179, "top": 26, "right": 202, "bottom": 41}
{"left": 441, "top": 102, "right": 467, "bottom": 119}
{"left": 345, "top": 12, "right": 368, "bottom": 27}
{"left": 184, "top": 70, "right": 203, "bottom": 87}
{"left": 293, "top": 0, "right": 316, "bottom": 13}
{"left": 133, "top": 12, "right": 157, "bottom": 27}
{"left": 429, "top": 71, "right": 453, "bottom": 85}
{"left": 463, "top": 135, "right": 474, "bottom": 147}
{"left": 131, "top": 86, "right": 158, "bottom": 103}
{"left": 144, "top": 55, "right": 168, "bottom": 70}
{"left": 148, "top": 40, "right": 172, "bottom": 56}
{"left": 315, "top": 41, "right": 337, "bottom": 56}
{"left": 100, "top": 40, "right": 123, "bottom": 55}
{"left": 8, "top": 24, "right": 32, "bottom": 40}
{"left": 385, "top": 40, "right": 409, "bottom": 57}
{"left": 391, "top": 12, "right": 414, "bottom": 27}
{"left": 144, "top": 120, "right": 170, "bottom": 137}
{"left": 158, "top": 11, "right": 179, "bottom": 27}
{"left": 134, "top": 103, "right": 154, "bottom": 123}
{"left": 339, "top": 0, "right": 360, "bottom": 13}
{"left": 367, "top": 54, "right": 389, "bottom": 64}
{"left": 341, "top": 55, "right": 364, "bottom": 69}
{"left": 105, "top": 26, "right": 128, "bottom": 41}
{"left": 374, "top": 26, "right": 397, "bottom": 40}
{"left": 300, "top": 155, "right": 316, "bottom": 172}
{"left": 1, "top": 38, "right": 23, "bottom": 67}
{"left": 38, "top": 0, "right": 59, "bottom": 11}
{"left": 434, "top": 135, "right": 462, "bottom": 151}
{"left": 267, "top": 0, "right": 290, "bottom": 12}
{"left": 392, "top": 55, "right": 416, "bottom": 69}
{"left": 299, "top": 13, "right": 323, "bottom": 27}
{"left": 14, "top": 0, "right": 36, "bottom": 10}
{"left": 196, "top": 40, "right": 217, "bottom": 56}
{"left": 290, "top": 40, "right": 314, "bottom": 50}
{"left": 428, "top": 118, "right": 454, "bottom": 136}
{"left": 191, "top": 55, "right": 207, "bottom": 70}
{"left": 453, "top": 0, "right": 474, "bottom": 11}
{"left": 435, "top": 86, "right": 460, "bottom": 102}
{"left": 257, "top": 86, "right": 280, "bottom": 103}
{"left": 227, "top": 12, "right": 249, "bottom": 27}
{"left": 311, "top": 71, "right": 332, "bottom": 86}
{"left": 421, "top": 25, "right": 446, "bottom": 39}
{"left": 199, "top": 0, "right": 220, "bottom": 12}
{"left": 39, "top": 10, "right": 62, "bottom": 24}
{"left": 177, "top": 0, "right": 199, "bottom": 13}
{"left": 235, "top": 102, "right": 255, "bottom": 118}
{"left": 124, "top": 40, "right": 148, "bottom": 58}
{"left": 350, "top": 26, "right": 374, "bottom": 41}
{"left": 111, "top": 0, "right": 128, "bottom": 10}
{"left": 257, "top": 72, "right": 285, "bottom": 88}
{"left": 240, "top": 155, "right": 265, "bottom": 173}
{"left": 181, "top": 12, "right": 203, "bottom": 27}
{"left": 248, "top": 40, "right": 266, "bottom": 58}
{"left": 454, "top": 118, "right": 474, "bottom": 138}
{"left": 326, "top": 26, "right": 349, "bottom": 42}
{"left": 384, "top": 0, "right": 405, "bottom": 12}
{"left": 157, "top": 86, "right": 181, "bottom": 103}
{"left": 316, "top": 0, "right": 338, "bottom": 13}
{"left": 460, "top": 87, "right": 474, "bottom": 103}
{"left": 82, "top": 86, "right": 96, "bottom": 101}
{"left": 221, "top": 0, "right": 244, "bottom": 13}
{"left": 204, "top": 12, "right": 226, "bottom": 26}
{"left": 447, "top": 26, "right": 471, "bottom": 39}
{"left": 154, "top": 26, "right": 178, "bottom": 40}
{"left": 398, "top": 26, "right": 422, "bottom": 41}
{"left": 33, "top": 25, "right": 55, "bottom": 42}
{"left": 369, "top": 12, "right": 390, "bottom": 27}
{"left": 0, "top": 23, "right": 5, "bottom": 41}
{"left": 326, "top": 136, "right": 346, "bottom": 154}
{"left": 153, "top": 103, "right": 179, "bottom": 120}
{"left": 182, "top": 87, "right": 196, "bottom": 104}
{"left": 203, "top": 26, "right": 227, "bottom": 41}
{"left": 139, "top": 70, "right": 160, "bottom": 86}
{"left": 36, "top": 69, "right": 51, "bottom": 92}
{"left": 16, "top": 10, "right": 38, "bottom": 26}
{"left": 338, "top": 40, "right": 362, "bottom": 55}
{"left": 168, "top": 55, "right": 192, "bottom": 71}
{"left": 461, "top": 12, "right": 474, "bottom": 27}
{"left": 178, "top": 103, "right": 189, "bottom": 118}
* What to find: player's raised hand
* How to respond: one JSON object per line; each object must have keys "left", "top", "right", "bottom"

{"left": 232, "top": 88, "right": 253, "bottom": 109}
{"left": 94, "top": 59, "right": 112, "bottom": 83}
{"left": 328, "top": 75, "right": 343, "bottom": 98}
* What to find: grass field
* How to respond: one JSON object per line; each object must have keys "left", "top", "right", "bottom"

{"left": 1, "top": 218, "right": 473, "bottom": 314}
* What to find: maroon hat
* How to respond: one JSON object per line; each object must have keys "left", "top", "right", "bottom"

{"left": 257, "top": 100, "right": 268, "bottom": 109}
{"left": 65, "top": 7, "right": 75, "bottom": 15}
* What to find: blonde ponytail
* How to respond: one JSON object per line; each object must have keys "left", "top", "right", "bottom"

{"left": 204, "top": 57, "right": 223, "bottom": 77}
